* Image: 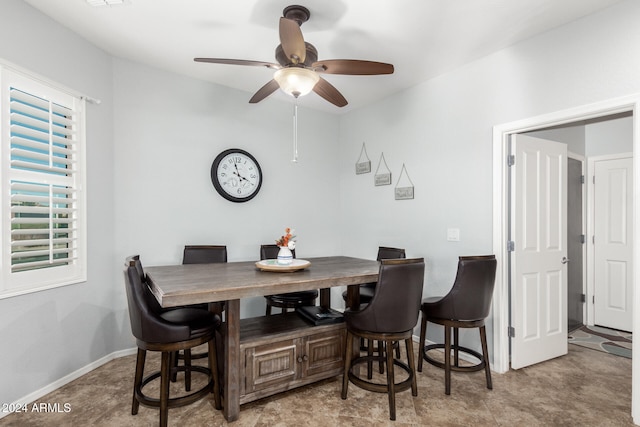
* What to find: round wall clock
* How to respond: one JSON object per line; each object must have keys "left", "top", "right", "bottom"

{"left": 211, "top": 148, "right": 263, "bottom": 203}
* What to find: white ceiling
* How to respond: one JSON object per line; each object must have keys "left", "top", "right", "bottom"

{"left": 23, "top": 0, "right": 623, "bottom": 114}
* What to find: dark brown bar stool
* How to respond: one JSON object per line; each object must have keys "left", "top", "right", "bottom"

{"left": 182, "top": 244, "right": 227, "bottom": 264}
{"left": 418, "top": 255, "right": 497, "bottom": 395}
{"left": 342, "top": 246, "right": 406, "bottom": 306}
{"left": 342, "top": 246, "right": 406, "bottom": 368}
{"left": 260, "top": 244, "right": 318, "bottom": 315}
{"left": 182, "top": 244, "right": 227, "bottom": 315}
{"left": 124, "top": 256, "right": 221, "bottom": 427}
{"left": 342, "top": 258, "right": 425, "bottom": 421}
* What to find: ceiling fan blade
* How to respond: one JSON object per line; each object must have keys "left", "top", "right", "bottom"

{"left": 279, "top": 17, "right": 306, "bottom": 64}
{"left": 313, "top": 77, "right": 348, "bottom": 107}
{"left": 194, "top": 58, "right": 280, "bottom": 70}
{"left": 312, "top": 59, "right": 394, "bottom": 75}
{"left": 249, "top": 79, "right": 280, "bottom": 104}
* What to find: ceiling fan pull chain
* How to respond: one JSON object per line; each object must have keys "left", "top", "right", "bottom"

{"left": 292, "top": 100, "right": 299, "bottom": 162}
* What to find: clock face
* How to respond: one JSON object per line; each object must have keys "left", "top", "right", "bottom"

{"left": 211, "top": 149, "right": 262, "bottom": 202}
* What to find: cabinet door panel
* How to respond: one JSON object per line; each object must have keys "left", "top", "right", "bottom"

{"left": 244, "top": 340, "right": 299, "bottom": 393}
{"left": 303, "top": 330, "right": 345, "bottom": 377}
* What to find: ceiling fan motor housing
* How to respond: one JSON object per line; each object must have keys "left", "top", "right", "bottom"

{"left": 275, "top": 43, "right": 317, "bottom": 67}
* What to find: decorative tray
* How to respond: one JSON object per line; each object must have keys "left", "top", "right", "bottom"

{"left": 255, "top": 259, "right": 311, "bottom": 272}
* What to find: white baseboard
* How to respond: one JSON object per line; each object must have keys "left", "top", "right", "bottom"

{"left": 0, "top": 347, "right": 137, "bottom": 420}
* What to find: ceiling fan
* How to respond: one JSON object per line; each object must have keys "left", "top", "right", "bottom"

{"left": 194, "top": 5, "right": 394, "bottom": 108}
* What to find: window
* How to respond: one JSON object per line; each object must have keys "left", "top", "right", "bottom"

{"left": 0, "top": 66, "right": 86, "bottom": 298}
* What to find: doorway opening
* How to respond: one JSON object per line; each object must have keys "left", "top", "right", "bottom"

{"left": 491, "top": 94, "right": 640, "bottom": 420}
{"left": 522, "top": 112, "right": 633, "bottom": 334}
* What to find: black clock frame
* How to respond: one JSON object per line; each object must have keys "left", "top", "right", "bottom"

{"left": 211, "top": 148, "right": 263, "bottom": 203}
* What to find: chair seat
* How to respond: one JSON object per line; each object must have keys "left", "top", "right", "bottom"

{"left": 160, "top": 308, "right": 221, "bottom": 338}
{"left": 341, "top": 285, "right": 375, "bottom": 304}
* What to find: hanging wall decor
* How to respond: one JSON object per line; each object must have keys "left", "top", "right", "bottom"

{"left": 395, "top": 163, "right": 415, "bottom": 200}
{"left": 355, "top": 142, "right": 371, "bottom": 174}
{"left": 374, "top": 152, "right": 392, "bottom": 186}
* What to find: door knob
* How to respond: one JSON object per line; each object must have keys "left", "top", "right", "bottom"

{"left": 561, "top": 257, "right": 570, "bottom": 264}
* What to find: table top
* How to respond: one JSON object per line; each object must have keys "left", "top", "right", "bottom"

{"left": 146, "top": 256, "right": 380, "bottom": 308}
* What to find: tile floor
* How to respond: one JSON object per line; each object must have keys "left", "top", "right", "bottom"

{"left": 0, "top": 343, "right": 633, "bottom": 426}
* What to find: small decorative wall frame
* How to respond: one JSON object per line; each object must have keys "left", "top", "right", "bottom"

{"left": 374, "top": 152, "right": 392, "bottom": 186}
{"left": 355, "top": 142, "right": 371, "bottom": 174}
{"left": 395, "top": 163, "right": 415, "bottom": 200}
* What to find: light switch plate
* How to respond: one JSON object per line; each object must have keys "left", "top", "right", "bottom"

{"left": 447, "top": 228, "right": 460, "bottom": 241}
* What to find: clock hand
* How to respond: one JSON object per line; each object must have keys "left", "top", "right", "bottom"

{"left": 233, "top": 171, "right": 254, "bottom": 185}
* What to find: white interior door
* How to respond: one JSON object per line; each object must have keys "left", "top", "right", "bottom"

{"left": 510, "top": 134, "right": 568, "bottom": 369}
{"left": 594, "top": 156, "right": 633, "bottom": 332}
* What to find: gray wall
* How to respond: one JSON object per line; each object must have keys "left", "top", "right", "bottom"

{"left": 586, "top": 115, "right": 633, "bottom": 156}
{"left": 2, "top": 0, "right": 640, "bottom": 409}
{"left": 0, "top": 0, "right": 116, "bottom": 407}
{"left": 111, "top": 58, "right": 342, "bottom": 320}
{"left": 337, "top": 0, "right": 640, "bottom": 352}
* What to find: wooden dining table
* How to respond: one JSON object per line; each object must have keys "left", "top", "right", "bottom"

{"left": 145, "top": 255, "right": 380, "bottom": 422}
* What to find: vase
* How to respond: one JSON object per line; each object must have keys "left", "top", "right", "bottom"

{"left": 277, "top": 246, "right": 293, "bottom": 265}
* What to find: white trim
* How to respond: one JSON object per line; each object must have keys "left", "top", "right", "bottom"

{"left": 0, "top": 347, "right": 136, "bottom": 420}
{"left": 0, "top": 57, "right": 101, "bottom": 104}
{"left": 492, "top": 93, "right": 640, "bottom": 424}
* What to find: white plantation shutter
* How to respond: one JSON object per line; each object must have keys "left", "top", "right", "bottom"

{"left": 1, "top": 67, "right": 86, "bottom": 297}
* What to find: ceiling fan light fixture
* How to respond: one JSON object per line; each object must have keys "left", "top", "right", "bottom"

{"left": 274, "top": 67, "right": 319, "bottom": 98}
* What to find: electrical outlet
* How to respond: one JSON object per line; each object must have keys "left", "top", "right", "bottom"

{"left": 447, "top": 228, "right": 460, "bottom": 242}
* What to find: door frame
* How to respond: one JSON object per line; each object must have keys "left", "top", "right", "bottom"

{"left": 491, "top": 94, "right": 640, "bottom": 420}
{"left": 568, "top": 152, "right": 586, "bottom": 330}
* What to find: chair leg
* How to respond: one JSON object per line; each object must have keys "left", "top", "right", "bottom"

{"left": 418, "top": 313, "right": 427, "bottom": 372}
{"left": 444, "top": 325, "right": 451, "bottom": 395}
{"left": 395, "top": 341, "right": 401, "bottom": 359}
{"left": 367, "top": 339, "right": 374, "bottom": 379}
{"left": 405, "top": 338, "right": 418, "bottom": 396}
{"left": 208, "top": 338, "right": 222, "bottom": 409}
{"left": 265, "top": 303, "right": 272, "bottom": 315}
{"left": 479, "top": 325, "right": 493, "bottom": 390}
{"left": 184, "top": 349, "right": 192, "bottom": 391}
{"left": 159, "top": 351, "right": 171, "bottom": 427}
{"left": 341, "top": 331, "right": 354, "bottom": 399}
{"left": 132, "top": 348, "right": 146, "bottom": 415}
{"left": 170, "top": 351, "right": 178, "bottom": 382}
{"left": 453, "top": 327, "right": 459, "bottom": 368}
{"left": 385, "top": 339, "right": 396, "bottom": 421}
{"left": 378, "top": 340, "right": 384, "bottom": 373}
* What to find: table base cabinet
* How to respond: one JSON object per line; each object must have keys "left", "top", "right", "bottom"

{"left": 238, "top": 313, "right": 345, "bottom": 404}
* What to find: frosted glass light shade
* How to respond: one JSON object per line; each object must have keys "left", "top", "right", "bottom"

{"left": 274, "top": 68, "right": 319, "bottom": 98}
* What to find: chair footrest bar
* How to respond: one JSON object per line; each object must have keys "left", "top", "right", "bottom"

{"left": 423, "top": 343, "right": 486, "bottom": 372}
{"left": 135, "top": 365, "right": 213, "bottom": 409}
{"left": 347, "top": 355, "right": 413, "bottom": 394}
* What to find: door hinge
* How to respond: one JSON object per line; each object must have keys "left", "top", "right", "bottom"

{"left": 508, "top": 154, "right": 515, "bottom": 167}
{"left": 507, "top": 241, "right": 515, "bottom": 252}
{"left": 508, "top": 326, "right": 515, "bottom": 338}
{"left": 581, "top": 175, "right": 585, "bottom": 184}
{"left": 581, "top": 294, "right": 586, "bottom": 303}
{"left": 580, "top": 234, "right": 586, "bottom": 244}
{"left": 593, "top": 296, "right": 595, "bottom": 304}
